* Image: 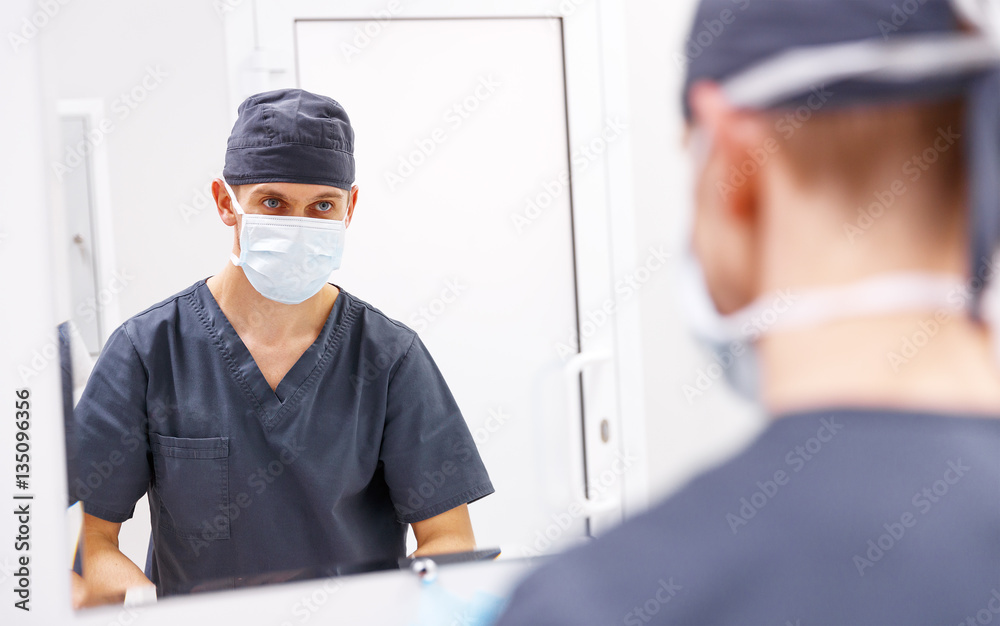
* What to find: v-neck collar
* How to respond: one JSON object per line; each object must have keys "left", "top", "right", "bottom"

{"left": 188, "top": 279, "right": 353, "bottom": 432}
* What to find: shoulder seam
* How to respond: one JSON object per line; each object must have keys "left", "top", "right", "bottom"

{"left": 386, "top": 333, "right": 419, "bottom": 389}
{"left": 120, "top": 322, "right": 151, "bottom": 383}
{"left": 340, "top": 289, "right": 417, "bottom": 336}
{"left": 128, "top": 280, "right": 206, "bottom": 321}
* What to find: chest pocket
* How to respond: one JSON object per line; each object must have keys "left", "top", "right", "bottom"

{"left": 151, "top": 434, "right": 230, "bottom": 541}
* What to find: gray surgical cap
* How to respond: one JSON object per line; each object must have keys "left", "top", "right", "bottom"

{"left": 681, "top": 0, "right": 1000, "bottom": 315}
{"left": 223, "top": 88, "right": 355, "bottom": 191}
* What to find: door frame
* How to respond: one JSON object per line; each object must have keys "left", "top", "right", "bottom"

{"left": 54, "top": 98, "right": 122, "bottom": 353}
{"left": 222, "top": 0, "right": 650, "bottom": 518}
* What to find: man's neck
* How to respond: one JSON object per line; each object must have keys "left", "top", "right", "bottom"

{"left": 759, "top": 312, "right": 1000, "bottom": 418}
{"left": 206, "top": 262, "right": 338, "bottom": 344}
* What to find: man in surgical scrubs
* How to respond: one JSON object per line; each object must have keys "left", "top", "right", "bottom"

{"left": 71, "top": 89, "right": 494, "bottom": 605}
{"left": 497, "top": 0, "right": 1000, "bottom": 624}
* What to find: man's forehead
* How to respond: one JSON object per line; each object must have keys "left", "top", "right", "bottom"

{"left": 244, "top": 182, "right": 347, "bottom": 200}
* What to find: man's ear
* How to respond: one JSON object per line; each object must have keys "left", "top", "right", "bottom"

{"left": 688, "top": 81, "right": 767, "bottom": 314}
{"left": 346, "top": 184, "right": 359, "bottom": 227}
{"left": 688, "top": 81, "right": 763, "bottom": 225}
{"left": 212, "top": 178, "right": 239, "bottom": 227}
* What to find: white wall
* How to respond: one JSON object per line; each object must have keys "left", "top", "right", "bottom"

{"left": 37, "top": 0, "right": 765, "bottom": 569}
{"left": 621, "top": 1, "right": 763, "bottom": 502}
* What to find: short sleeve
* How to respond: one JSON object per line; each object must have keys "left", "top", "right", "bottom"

{"left": 380, "top": 335, "right": 494, "bottom": 523}
{"left": 71, "top": 324, "right": 153, "bottom": 522}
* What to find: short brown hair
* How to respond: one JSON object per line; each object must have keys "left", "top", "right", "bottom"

{"left": 772, "top": 98, "right": 966, "bottom": 211}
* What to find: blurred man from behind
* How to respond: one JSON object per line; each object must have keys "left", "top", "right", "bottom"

{"left": 496, "top": 1, "right": 1000, "bottom": 624}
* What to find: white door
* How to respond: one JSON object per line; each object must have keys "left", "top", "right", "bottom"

{"left": 227, "top": 1, "right": 646, "bottom": 559}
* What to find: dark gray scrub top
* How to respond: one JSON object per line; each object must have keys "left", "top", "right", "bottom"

{"left": 72, "top": 280, "right": 494, "bottom": 596}
{"left": 496, "top": 409, "right": 1000, "bottom": 626}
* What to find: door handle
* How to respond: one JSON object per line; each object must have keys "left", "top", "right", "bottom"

{"left": 564, "top": 350, "right": 616, "bottom": 516}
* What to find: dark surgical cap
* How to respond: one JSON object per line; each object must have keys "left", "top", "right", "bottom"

{"left": 680, "top": 0, "right": 1000, "bottom": 315}
{"left": 223, "top": 88, "right": 355, "bottom": 191}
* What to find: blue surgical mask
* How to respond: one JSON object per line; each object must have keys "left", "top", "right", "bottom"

{"left": 677, "top": 251, "right": 761, "bottom": 402}
{"left": 225, "top": 182, "right": 347, "bottom": 305}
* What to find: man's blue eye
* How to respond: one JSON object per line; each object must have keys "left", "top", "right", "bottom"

{"left": 263, "top": 198, "right": 281, "bottom": 209}
{"left": 316, "top": 201, "right": 333, "bottom": 212}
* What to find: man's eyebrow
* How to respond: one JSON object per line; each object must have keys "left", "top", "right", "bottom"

{"left": 250, "top": 186, "right": 346, "bottom": 201}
